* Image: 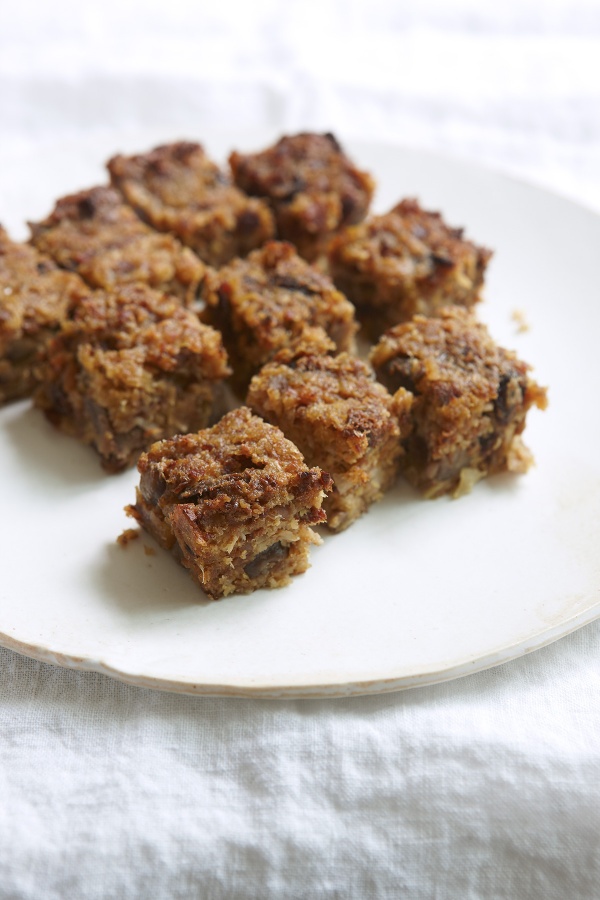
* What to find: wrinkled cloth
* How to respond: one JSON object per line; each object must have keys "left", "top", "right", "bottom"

{"left": 2, "top": 627, "right": 600, "bottom": 900}
{"left": 1, "top": 2, "right": 600, "bottom": 898}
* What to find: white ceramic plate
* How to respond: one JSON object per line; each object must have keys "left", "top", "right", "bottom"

{"left": 1, "top": 132, "right": 599, "bottom": 698}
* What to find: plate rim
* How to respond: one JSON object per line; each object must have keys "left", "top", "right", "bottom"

{"left": 2, "top": 599, "right": 600, "bottom": 698}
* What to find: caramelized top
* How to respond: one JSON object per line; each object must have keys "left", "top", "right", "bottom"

{"left": 229, "top": 133, "right": 375, "bottom": 258}
{"left": 248, "top": 353, "right": 412, "bottom": 469}
{"left": 110, "top": 142, "right": 257, "bottom": 212}
{"left": 231, "top": 133, "right": 373, "bottom": 213}
{"left": 0, "top": 225, "right": 88, "bottom": 349}
{"left": 28, "top": 186, "right": 205, "bottom": 302}
{"left": 203, "top": 240, "right": 356, "bottom": 356}
{"left": 57, "top": 283, "right": 230, "bottom": 381}
{"left": 370, "top": 307, "right": 548, "bottom": 420}
{"left": 108, "top": 142, "right": 275, "bottom": 266}
{"left": 329, "top": 198, "right": 492, "bottom": 288}
{"left": 138, "top": 407, "right": 332, "bottom": 519}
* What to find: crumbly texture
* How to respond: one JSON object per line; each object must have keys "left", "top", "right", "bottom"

{"left": 127, "top": 407, "right": 332, "bottom": 599}
{"left": 0, "top": 226, "right": 89, "bottom": 404}
{"left": 108, "top": 142, "right": 275, "bottom": 267}
{"left": 116, "top": 527, "right": 140, "bottom": 547}
{"left": 328, "top": 198, "right": 492, "bottom": 339}
{"left": 201, "top": 240, "right": 358, "bottom": 394}
{"left": 248, "top": 353, "right": 413, "bottom": 531}
{"left": 229, "top": 132, "right": 375, "bottom": 262}
{"left": 370, "top": 307, "right": 548, "bottom": 498}
{"left": 34, "top": 284, "right": 231, "bottom": 472}
{"left": 29, "top": 186, "right": 205, "bottom": 305}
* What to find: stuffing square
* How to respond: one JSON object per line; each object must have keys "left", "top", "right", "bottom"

{"left": 370, "top": 307, "right": 547, "bottom": 497}
{"left": 328, "top": 198, "right": 492, "bottom": 339}
{"left": 0, "top": 226, "right": 88, "bottom": 404}
{"left": 35, "top": 284, "right": 230, "bottom": 472}
{"left": 127, "top": 407, "right": 332, "bottom": 599}
{"left": 229, "top": 132, "right": 375, "bottom": 261}
{"left": 29, "top": 186, "right": 205, "bottom": 305}
{"left": 248, "top": 352, "right": 413, "bottom": 531}
{"left": 202, "top": 240, "right": 358, "bottom": 393}
{"left": 108, "top": 141, "right": 275, "bottom": 267}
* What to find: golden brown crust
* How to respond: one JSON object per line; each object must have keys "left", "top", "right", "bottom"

{"left": 229, "top": 133, "right": 375, "bottom": 261}
{"left": 108, "top": 142, "right": 275, "bottom": 267}
{"left": 34, "top": 283, "right": 231, "bottom": 472}
{"left": 370, "top": 307, "right": 548, "bottom": 497}
{"left": 28, "top": 186, "right": 205, "bottom": 304}
{"left": 128, "top": 407, "right": 333, "bottom": 598}
{"left": 202, "top": 240, "right": 357, "bottom": 393}
{"left": 328, "top": 198, "right": 492, "bottom": 339}
{"left": 247, "top": 353, "right": 413, "bottom": 530}
{"left": 0, "top": 225, "right": 89, "bottom": 404}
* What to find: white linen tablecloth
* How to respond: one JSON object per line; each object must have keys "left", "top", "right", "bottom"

{"left": 1, "top": 2, "right": 600, "bottom": 897}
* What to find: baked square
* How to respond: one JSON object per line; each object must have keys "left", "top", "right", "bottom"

{"left": 108, "top": 141, "right": 275, "bottom": 267}
{"left": 35, "top": 284, "right": 230, "bottom": 472}
{"left": 370, "top": 307, "right": 548, "bottom": 498}
{"left": 248, "top": 352, "right": 413, "bottom": 531}
{"left": 127, "top": 407, "right": 332, "bottom": 599}
{"left": 229, "top": 132, "right": 375, "bottom": 261}
{"left": 0, "top": 226, "right": 89, "bottom": 404}
{"left": 328, "top": 198, "right": 492, "bottom": 339}
{"left": 29, "top": 186, "right": 205, "bottom": 305}
{"left": 201, "top": 240, "right": 358, "bottom": 393}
